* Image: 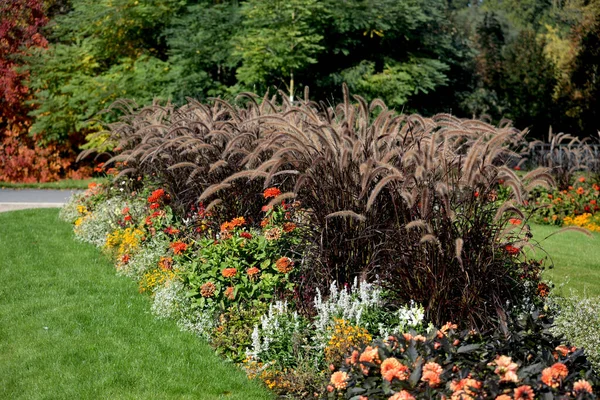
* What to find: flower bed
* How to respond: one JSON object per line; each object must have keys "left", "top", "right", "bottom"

{"left": 63, "top": 92, "right": 599, "bottom": 398}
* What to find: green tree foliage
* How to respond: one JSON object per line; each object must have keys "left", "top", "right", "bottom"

{"left": 11, "top": 0, "right": 600, "bottom": 146}
{"left": 234, "top": 0, "right": 325, "bottom": 101}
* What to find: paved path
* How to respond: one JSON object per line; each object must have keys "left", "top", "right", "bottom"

{"left": 0, "top": 189, "right": 80, "bottom": 213}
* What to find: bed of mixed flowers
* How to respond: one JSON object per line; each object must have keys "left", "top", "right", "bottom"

{"left": 60, "top": 180, "right": 599, "bottom": 399}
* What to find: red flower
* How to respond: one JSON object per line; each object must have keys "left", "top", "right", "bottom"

{"left": 164, "top": 226, "right": 180, "bottom": 235}
{"left": 505, "top": 245, "right": 519, "bottom": 255}
{"left": 263, "top": 187, "right": 281, "bottom": 199}
{"left": 150, "top": 202, "right": 160, "bottom": 210}
{"left": 121, "top": 254, "right": 130, "bottom": 263}
{"left": 240, "top": 232, "right": 253, "bottom": 239}
{"left": 509, "top": 218, "right": 522, "bottom": 225}
{"left": 148, "top": 189, "right": 165, "bottom": 203}
{"left": 474, "top": 191, "right": 479, "bottom": 198}
{"left": 124, "top": 215, "right": 132, "bottom": 222}
{"left": 170, "top": 241, "right": 188, "bottom": 255}
{"left": 514, "top": 166, "right": 521, "bottom": 171}
{"left": 576, "top": 187, "right": 585, "bottom": 195}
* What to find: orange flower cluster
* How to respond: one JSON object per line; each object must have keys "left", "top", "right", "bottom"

{"left": 450, "top": 378, "right": 482, "bottom": 400}
{"left": 541, "top": 363, "right": 568, "bottom": 388}
{"left": 220, "top": 217, "right": 246, "bottom": 232}
{"left": 329, "top": 371, "right": 349, "bottom": 390}
{"left": 240, "top": 231, "right": 253, "bottom": 239}
{"left": 513, "top": 385, "right": 534, "bottom": 400}
{"left": 200, "top": 281, "right": 216, "bottom": 297}
{"left": 247, "top": 267, "right": 260, "bottom": 277}
{"left": 275, "top": 257, "right": 294, "bottom": 273}
{"left": 222, "top": 267, "right": 237, "bottom": 278}
{"left": 158, "top": 257, "right": 173, "bottom": 271}
{"left": 389, "top": 391, "right": 415, "bottom": 400}
{"left": 224, "top": 286, "right": 235, "bottom": 300}
{"left": 148, "top": 188, "right": 165, "bottom": 203}
{"left": 381, "top": 358, "right": 410, "bottom": 382}
{"left": 282, "top": 222, "right": 296, "bottom": 233}
{"left": 421, "top": 362, "right": 443, "bottom": 387}
{"left": 573, "top": 379, "right": 593, "bottom": 395}
{"left": 164, "top": 226, "right": 180, "bottom": 235}
{"left": 263, "top": 187, "right": 281, "bottom": 199}
{"left": 265, "top": 227, "right": 282, "bottom": 241}
{"left": 170, "top": 241, "right": 188, "bottom": 255}
{"left": 489, "top": 355, "right": 519, "bottom": 383}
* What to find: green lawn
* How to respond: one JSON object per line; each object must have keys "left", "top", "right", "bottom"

{"left": 0, "top": 209, "right": 272, "bottom": 400}
{"left": 530, "top": 223, "right": 600, "bottom": 297}
{"left": 0, "top": 178, "right": 106, "bottom": 190}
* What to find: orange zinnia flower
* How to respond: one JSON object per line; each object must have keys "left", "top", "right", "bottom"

{"left": 283, "top": 222, "right": 297, "bottom": 232}
{"left": 240, "top": 232, "right": 253, "bottom": 239}
{"left": 150, "top": 202, "right": 160, "bottom": 209}
{"left": 330, "top": 371, "right": 349, "bottom": 390}
{"left": 263, "top": 187, "right": 282, "bottom": 198}
{"left": 222, "top": 268, "right": 237, "bottom": 278}
{"left": 170, "top": 241, "right": 188, "bottom": 255}
{"left": 247, "top": 267, "right": 260, "bottom": 276}
{"left": 200, "top": 281, "right": 216, "bottom": 297}
{"left": 509, "top": 218, "right": 522, "bottom": 225}
{"left": 380, "top": 357, "right": 410, "bottom": 382}
{"left": 224, "top": 286, "right": 235, "bottom": 300}
{"left": 577, "top": 187, "right": 585, "bottom": 195}
{"left": 579, "top": 176, "right": 586, "bottom": 183}
{"left": 555, "top": 345, "right": 570, "bottom": 357}
{"left": 265, "top": 227, "right": 282, "bottom": 241}
{"left": 514, "top": 385, "right": 534, "bottom": 400}
{"left": 573, "top": 379, "right": 593, "bottom": 395}
{"left": 389, "top": 391, "right": 415, "bottom": 400}
{"left": 275, "top": 256, "right": 294, "bottom": 273}
{"left": 505, "top": 244, "right": 520, "bottom": 255}
{"left": 491, "top": 355, "right": 519, "bottom": 383}
{"left": 593, "top": 183, "right": 600, "bottom": 191}
{"left": 148, "top": 188, "right": 165, "bottom": 203}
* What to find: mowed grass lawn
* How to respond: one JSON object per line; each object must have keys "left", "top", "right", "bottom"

{"left": 0, "top": 209, "right": 272, "bottom": 400}
{"left": 530, "top": 223, "right": 600, "bottom": 297}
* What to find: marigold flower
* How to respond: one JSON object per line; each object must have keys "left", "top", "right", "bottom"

{"left": 359, "top": 346, "right": 379, "bottom": 364}
{"left": 330, "top": 371, "right": 349, "bottom": 390}
{"left": 573, "top": 379, "right": 593, "bottom": 395}
{"left": 381, "top": 358, "right": 410, "bottom": 382}
{"left": 265, "top": 227, "right": 282, "bottom": 241}
{"left": 247, "top": 267, "right": 260, "bottom": 276}
{"left": 170, "top": 241, "right": 188, "bottom": 255}
{"left": 224, "top": 286, "right": 235, "bottom": 300}
{"left": 514, "top": 385, "right": 534, "bottom": 400}
{"left": 148, "top": 188, "right": 165, "bottom": 203}
{"left": 200, "top": 281, "right": 216, "bottom": 297}
{"left": 283, "top": 222, "right": 297, "bottom": 233}
{"left": 509, "top": 218, "right": 522, "bottom": 225}
{"left": 421, "top": 362, "right": 443, "bottom": 387}
{"left": 240, "top": 232, "right": 253, "bottom": 239}
{"left": 275, "top": 256, "right": 294, "bottom": 273}
{"left": 263, "top": 187, "right": 282, "bottom": 199}
{"left": 389, "top": 391, "right": 415, "bottom": 400}
{"left": 222, "top": 268, "right": 237, "bottom": 278}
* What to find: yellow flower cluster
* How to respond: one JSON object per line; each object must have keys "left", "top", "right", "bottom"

{"left": 139, "top": 268, "right": 176, "bottom": 294}
{"left": 105, "top": 227, "right": 145, "bottom": 257}
{"left": 76, "top": 205, "right": 88, "bottom": 215}
{"left": 243, "top": 360, "right": 296, "bottom": 394}
{"left": 324, "top": 319, "right": 372, "bottom": 365}
{"left": 563, "top": 213, "right": 600, "bottom": 232}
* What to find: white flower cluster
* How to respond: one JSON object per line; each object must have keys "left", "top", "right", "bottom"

{"left": 312, "top": 278, "right": 381, "bottom": 347}
{"left": 551, "top": 295, "right": 600, "bottom": 371}
{"left": 152, "top": 278, "right": 213, "bottom": 339}
{"left": 247, "top": 301, "right": 299, "bottom": 360}
{"left": 377, "top": 300, "right": 426, "bottom": 338}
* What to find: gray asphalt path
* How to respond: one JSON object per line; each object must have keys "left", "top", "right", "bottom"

{"left": 0, "top": 189, "right": 81, "bottom": 213}
{"left": 0, "top": 189, "right": 80, "bottom": 203}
